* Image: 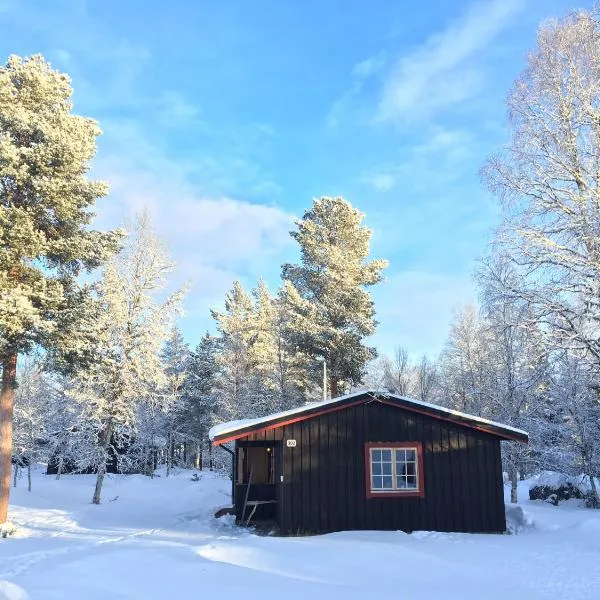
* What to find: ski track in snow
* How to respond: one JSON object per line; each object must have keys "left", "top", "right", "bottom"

{"left": 1, "top": 470, "right": 599, "bottom": 600}
{"left": 0, "top": 527, "right": 162, "bottom": 579}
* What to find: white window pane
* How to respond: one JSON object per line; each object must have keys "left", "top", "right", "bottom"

{"left": 372, "top": 449, "right": 381, "bottom": 461}
{"left": 405, "top": 476, "right": 417, "bottom": 489}
{"left": 381, "top": 462, "right": 392, "bottom": 475}
{"left": 372, "top": 462, "right": 382, "bottom": 475}
{"left": 381, "top": 449, "right": 392, "bottom": 461}
{"left": 405, "top": 449, "right": 416, "bottom": 462}
{"left": 405, "top": 462, "right": 416, "bottom": 477}
{"left": 382, "top": 475, "right": 393, "bottom": 489}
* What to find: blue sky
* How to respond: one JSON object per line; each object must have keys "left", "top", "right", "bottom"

{"left": 0, "top": 0, "right": 590, "bottom": 358}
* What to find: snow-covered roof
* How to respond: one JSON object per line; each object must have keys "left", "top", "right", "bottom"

{"left": 209, "top": 390, "right": 529, "bottom": 444}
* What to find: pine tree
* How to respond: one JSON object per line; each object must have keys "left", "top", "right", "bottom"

{"left": 69, "top": 212, "right": 185, "bottom": 503}
{"left": 181, "top": 333, "right": 222, "bottom": 468}
{"left": 282, "top": 197, "right": 387, "bottom": 397}
{"left": 0, "top": 55, "right": 121, "bottom": 523}
{"left": 274, "top": 283, "right": 317, "bottom": 407}
{"left": 211, "top": 281, "right": 255, "bottom": 418}
{"left": 247, "top": 280, "right": 280, "bottom": 414}
{"left": 160, "top": 326, "right": 189, "bottom": 475}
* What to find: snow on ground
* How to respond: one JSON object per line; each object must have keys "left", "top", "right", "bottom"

{"left": 0, "top": 468, "right": 598, "bottom": 600}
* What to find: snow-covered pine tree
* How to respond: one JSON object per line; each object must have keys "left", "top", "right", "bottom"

{"left": 69, "top": 212, "right": 185, "bottom": 503}
{"left": 0, "top": 55, "right": 121, "bottom": 523}
{"left": 246, "top": 280, "right": 281, "bottom": 415}
{"left": 160, "top": 326, "right": 189, "bottom": 475}
{"left": 211, "top": 281, "right": 255, "bottom": 419}
{"left": 44, "top": 374, "right": 82, "bottom": 480}
{"left": 282, "top": 197, "right": 388, "bottom": 397}
{"left": 181, "top": 333, "right": 222, "bottom": 468}
{"left": 274, "top": 283, "right": 317, "bottom": 407}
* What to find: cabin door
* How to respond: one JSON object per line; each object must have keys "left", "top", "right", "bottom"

{"left": 236, "top": 441, "right": 282, "bottom": 524}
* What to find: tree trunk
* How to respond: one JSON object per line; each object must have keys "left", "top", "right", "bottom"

{"left": 13, "top": 465, "right": 18, "bottom": 489}
{"left": 589, "top": 474, "right": 599, "bottom": 508}
{"left": 166, "top": 432, "right": 172, "bottom": 477}
{"left": 329, "top": 377, "right": 339, "bottom": 399}
{"left": 56, "top": 455, "right": 64, "bottom": 480}
{"left": 27, "top": 463, "right": 31, "bottom": 493}
{"left": 92, "top": 419, "right": 114, "bottom": 505}
{"left": 0, "top": 353, "right": 18, "bottom": 524}
{"left": 509, "top": 465, "right": 518, "bottom": 504}
{"left": 196, "top": 442, "right": 202, "bottom": 470}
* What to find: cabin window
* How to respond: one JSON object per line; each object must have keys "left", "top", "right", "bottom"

{"left": 365, "top": 442, "right": 424, "bottom": 498}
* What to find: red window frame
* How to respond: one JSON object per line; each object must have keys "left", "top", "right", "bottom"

{"left": 364, "top": 442, "right": 425, "bottom": 498}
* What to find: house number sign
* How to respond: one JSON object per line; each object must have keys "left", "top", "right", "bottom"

{"left": 286, "top": 439, "right": 297, "bottom": 447}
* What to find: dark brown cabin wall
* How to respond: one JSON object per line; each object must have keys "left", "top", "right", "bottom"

{"left": 242, "top": 399, "right": 506, "bottom": 534}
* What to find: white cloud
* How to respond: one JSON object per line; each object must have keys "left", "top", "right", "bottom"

{"left": 353, "top": 53, "right": 387, "bottom": 79}
{"left": 91, "top": 121, "right": 295, "bottom": 337}
{"left": 371, "top": 270, "right": 476, "bottom": 358}
{"left": 326, "top": 52, "right": 386, "bottom": 132}
{"left": 158, "top": 91, "right": 202, "bottom": 127}
{"left": 369, "top": 173, "right": 397, "bottom": 192}
{"left": 361, "top": 126, "right": 476, "bottom": 193}
{"left": 377, "top": 0, "right": 522, "bottom": 122}
{"left": 54, "top": 49, "right": 73, "bottom": 65}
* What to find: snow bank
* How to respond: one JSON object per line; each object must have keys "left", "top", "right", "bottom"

{"left": 505, "top": 505, "right": 535, "bottom": 534}
{"left": 528, "top": 470, "right": 599, "bottom": 495}
{"left": 2, "top": 469, "right": 599, "bottom": 599}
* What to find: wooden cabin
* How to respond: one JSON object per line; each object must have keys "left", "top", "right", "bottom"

{"left": 209, "top": 390, "right": 528, "bottom": 535}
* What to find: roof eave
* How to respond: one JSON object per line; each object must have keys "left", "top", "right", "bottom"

{"left": 211, "top": 391, "right": 530, "bottom": 445}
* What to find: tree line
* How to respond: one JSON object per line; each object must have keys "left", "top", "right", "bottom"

{"left": 0, "top": 52, "right": 387, "bottom": 521}
{"left": 367, "top": 9, "right": 600, "bottom": 507}
{"left": 3, "top": 7, "right": 600, "bottom": 528}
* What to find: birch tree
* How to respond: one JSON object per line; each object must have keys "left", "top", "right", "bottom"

{"left": 549, "top": 351, "right": 600, "bottom": 506}
{"left": 439, "top": 306, "right": 493, "bottom": 416}
{"left": 477, "top": 256, "right": 549, "bottom": 502}
{"left": 70, "top": 213, "right": 185, "bottom": 504}
{"left": 381, "top": 347, "right": 413, "bottom": 396}
{"left": 0, "top": 55, "right": 120, "bottom": 523}
{"left": 483, "top": 8, "right": 600, "bottom": 504}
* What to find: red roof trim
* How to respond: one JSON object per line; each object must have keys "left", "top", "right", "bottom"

{"left": 372, "top": 397, "right": 528, "bottom": 444}
{"left": 212, "top": 393, "right": 529, "bottom": 445}
{"left": 212, "top": 399, "right": 367, "bottom": 445}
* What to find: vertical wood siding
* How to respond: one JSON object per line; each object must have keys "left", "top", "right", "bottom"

{"left": 241, "top": 400, "right": 506, "bottom": 534}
